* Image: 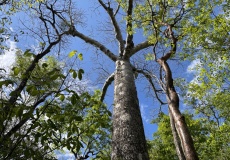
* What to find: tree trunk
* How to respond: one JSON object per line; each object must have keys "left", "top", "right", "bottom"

{"left": 111, "top": 59, "right": 149, "bottom": 160}
{"left": 169, "top": 109, "right": 186, "bottom": 160}
{"left": 158, "top": 58, "right": 199, "bottom": 160}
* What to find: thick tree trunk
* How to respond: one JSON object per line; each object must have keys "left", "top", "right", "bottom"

{"left": 111, "top": 59, "right": 149, "bottom": 160}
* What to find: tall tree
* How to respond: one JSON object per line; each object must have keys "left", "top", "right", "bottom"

{"left": 70, "top": 1, "right": 151, "bottom": 159}
{"left": 38, "top": 0, "right": 151, "bottom": 159}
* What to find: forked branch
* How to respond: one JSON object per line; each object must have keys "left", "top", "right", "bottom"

{"left": 98, "top": 0, "right": 125, "bottom": 55}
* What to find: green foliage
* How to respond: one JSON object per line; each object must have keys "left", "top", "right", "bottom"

{"left": 0, "top": 53, "right": 65, "bottom": 159}
{"left": 145, "top": 53, "right": 155, "bottom": 61}
{"left": 148, "top": 113, "right": 230, "bottom": 160}
{"left": 37, "top": 90, "right": 111, "bottom": 159}
{"left": 11, "top": 50, "right": 64, "bottom": 94}
{"left": 148, "top": 113, "right": 178, "bottom": 160}
{"left": 0, "top": 49, "right": 111, "bottom": 159}
{"left": 134, "top": 1, "right": 230, "bottom": 159}
{"left": 1, "top": 0, "right": 229, "bottom": 159}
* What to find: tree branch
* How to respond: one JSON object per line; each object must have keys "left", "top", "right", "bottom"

{"left": 3, "top": 92, "right": 53, "bottom": 141}
{"left": 100, "top": 72, "right": 115, "bottom": 102}
{"left": 7, "top": 36, "right": 63, "bottom": 109}
{"left": 0, "top": 0, "right": 9, "bottom": 5}
{"left": 157, "top": 24, "right": 198, "bottom": 159}
{"left": 123, "top": 0, "right": 134, "bottom": 59}
{"left": 135, "top": 69, "right": 166, "bottom": 105}
{"left": 70, "top": 28, "right": 118, "bottom": 61}
{"left": 98, "top": 0, "right": 125, "bottom": 56}
{"left": 130, "top": 40, "right": 152, "bottom": 57}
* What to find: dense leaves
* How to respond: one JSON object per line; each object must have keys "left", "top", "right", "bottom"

{"left": 148, "top": 112, "right": 230, "bottom": 160}
{"left": 0, "top": 50, "right": 111, "bottom": 159}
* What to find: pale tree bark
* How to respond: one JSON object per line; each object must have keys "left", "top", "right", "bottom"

{"left": 70, "top": 27, "right": 150, "bottom": 159}
{"left": 112, "top": 59, "right": 149, "bottom": 159}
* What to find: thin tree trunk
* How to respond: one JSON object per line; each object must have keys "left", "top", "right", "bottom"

{"left": 169, "top": 109, "right": 186, "bottom": 160}
{"left": 158, "top": 58, "right": 199, "bottom": 160}
{"left": 111, "top": 59, "right": 149, "bottom": 160}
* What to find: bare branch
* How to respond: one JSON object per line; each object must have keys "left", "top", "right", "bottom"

{"left": 98, "top": 0, "right": 125, "bottom": 56}
{"left": 70, "top": 28, "right": 118, "bottom": 61}
{"left": 130, "top": 40, "right": 152, "bottom": 57}
{"left": 135, "top": 69, "right": 166, "bottom": 105}
{"left": 123, "top": 0, "right": 134, "bottom": 58}
{"left": 100, "top": 72, "right": 115, "bottom": 102}
{"left": 0, "top": 0, "right": 9, "bottom": 5}
{"left": 114, "top": 2, "right": 120, "bottom": 16}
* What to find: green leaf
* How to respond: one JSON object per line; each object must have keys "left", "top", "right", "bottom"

{"left": 78, "top": 69, "right": 84, "bottom": 80}
{"left": 75, "top": 116, "right": 83, "bottom": 122}
{"left": 26, "top": 85, "right": 39, "bottom": 96}
{"left": 13, "top": 67, "right": 20, "bottom": 76}
{"left": 107, "top": 111, "right": 112, "bottom": 117}
{"left": 42, "top": 63, "right": 48, "bottom": 68}
{"left": 78, "top": 53, "right": 83, "bottom": 60}
{"left": 59, "top": 94, "right": 65, "bottom": 101}
{"left": 145, "top": 53, "right": 155, "bottom": 61}
{"left": 39, "top": 42, "right": 46, "bottom": 47}
{"left": 72, "top": 70, "right": 77, "bottom": 79}
{"left": 48, "top": 119, "right": 57, "bottom": 130}
{"left": 76, "top": 141, "right": 83, "bottom": 152}
{"left": 31, "top": 90, "right": 39, "bottom": 96}
{"left": 26, "top": 85, "right": 34, "bottom": 93}
{"left": 16, "top": 107, "right": 24, "bottom": 117}
{"left": 71, "top": 94, "right": 77, "bottom": 105}
{"left": 0, "top": 80, "right": 14, "bottom": 87}
{"left": 68, "top": 50, "right": 77, "bottom": 58}
{"left": 24, "top": 49, "right": 34, "bottom": 57}
{"left": 50, "top": 74, "right": 59, "bottom": 80}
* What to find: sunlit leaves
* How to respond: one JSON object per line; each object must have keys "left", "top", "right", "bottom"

{"left": 59, "top": 94, "right": 65, "bottom": 101}
{"left": 145, "top": 53, "right": 155, "bottom": 61}
{"left": 78, "top": 53, "right": 83, "bottom": 60}
{"left": 37, "top": 90, "right": 111, "bottom": 159}
{"left": 68, "top": 50, "right": 77, "bottom": 58}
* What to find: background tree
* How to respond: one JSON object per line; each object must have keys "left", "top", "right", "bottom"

{"left": 0, "top": 1, "right": 111, "bottom": 159}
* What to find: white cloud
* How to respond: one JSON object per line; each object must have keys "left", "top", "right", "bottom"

{"left": 0, "top": 40, "right": 17, "bottom": 74}
{"left": 140, "top": 104, "right": 152, "bottom": 123}
{"left": 186, "top": 59, "right": 201, "bottom": 74}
